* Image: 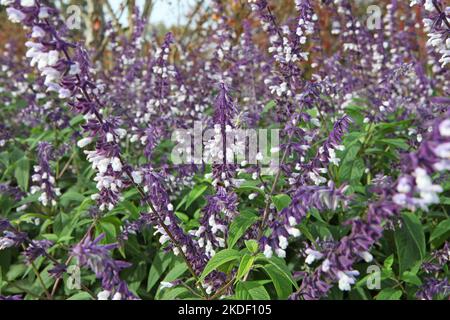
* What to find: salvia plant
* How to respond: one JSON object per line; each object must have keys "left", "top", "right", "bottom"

{"left": 0, "top": 0, "right": 449, "bottom": 301}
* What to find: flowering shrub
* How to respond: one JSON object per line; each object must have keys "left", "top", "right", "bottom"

{"left": 0, "top": 0, "right": 449, "bottom": 301}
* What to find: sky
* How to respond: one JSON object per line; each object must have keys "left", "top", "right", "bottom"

{"left": 111, "top": 0, "right": 202, "bottom": 27}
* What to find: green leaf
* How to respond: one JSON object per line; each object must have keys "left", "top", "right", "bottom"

{"left": 262, "top": 100, "right": 276, "bottom": 113}
{"left": 272, "top": 194, "right": 292, "bottom": 212}
{"left": 67, "top": 292, "right": 93, "bottom": 300}
{"left": 237, "top": 180, "right": 265, "bottom": 194}
{"left": 235, "top": 281, "right": 270, "bottom": 300}
{"left": 338, "top": 144, "right": 364, "bottom": 183}
{"left": 154, "top": 261, "right": 189, "bottom": 299}
{"left": 235, "top": 254, "right": 255, "bottom": 282}
{"left": 199, "top": 249, "right": 241, "bottom": 282}
{"left": 384, "top": 255, "right": 394, "bottom": 270}
{"left": 160, "top": 287, "right": 190, "bottom": 300}
{"left": 162, "top": 262, "right": 188, "bottom": 283}
{"left": 401, "top": 271, "right": 422, "bottom": 286}
{"left": 185, "top": 185, "right": 208, "bottom": 210}
{"left": 14, "top": 157, "right": 30, "bottom": 192}
{"left": 147, "top": 252, "right": 175, "bottom": 292}
{"left": 394, "top": 212, "right": 426, "bottom": 274}
{"left": 98, "top": 221, "right": 117, "bottom": 243}
{"left": 263, "top": 264, "right": 293, "bottom": 299}
{"left": 430, "top": 218, "right": 450, "bottom": 247}
{"left": 60, "top": 191, "right": 85, "bottom": 206}
{"left": 244, "top": 240, "right": 259, "bottom": 254}
{"left": 175, "top": 212, "right": 190, "bottom": 223}
{"left": 227, "top": 212, "right": 259, "bottom": 249}
{"left": 375, "top": 288, "right": 402, "bottom": 300}
{"left": 262, "top": 256, "right": 298, "bottom": 290}
{"left": 378, "top": 138, "right": 409, "bottom": 150}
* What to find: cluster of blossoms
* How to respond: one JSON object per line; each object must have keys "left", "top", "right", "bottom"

{"left": 0, "top": 0, "right": 449, "bottom": 301}
{"left": 411, "top": 0, "right": 450, "bottom": 68}
{"left": 4, "top": 0, "right": 131, "bottom": 213}
{"left": 293, "top": 110, "right": 450, "bottom": 299}
{"left": 0, "top": 219, "right": 27, "bottom": 251}
{"left": 393, "top": 116, "right": 450, "bottom": 210}
{"left": 72, "top": 234, "right": 135, "bottom": 300}
{"left": 30, "top": 142, "right": 60, "bottom": 206}
{"left": 262, "top": 182, "right": 350, "bottom": 259}
{"left": 0, "top": 218, "right": 52, "bottom": 265}
{"left": 418, "top": 242, "right": 450, "bottom": 300}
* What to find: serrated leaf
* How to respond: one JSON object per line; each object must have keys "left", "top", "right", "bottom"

{"left": 262, "top": 256, "right": 298, "bottom": 290}
{"left": 244, "top": 240, "right": 259, "bottom": 254}
{"left": 227, "top": 212, "right": 259, "bottom": 249}
{"left": 235, "top": 254, "right": 255, "bottom": 283}
{"left": 185, "top": 185, "right": 208, "bottom": 210}
{"left": 263, "top": 264, "right": 293, "bottom": 299}
{"left": 235, "top": 281, "right": 270, "bottom": 300}
{"left": 199, "top": 249, "right": 241, "bottom": 282}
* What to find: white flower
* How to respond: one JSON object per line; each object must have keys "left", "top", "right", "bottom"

{"left": 97, "top": 290, "right": 111, "bottom": 300}
{"left": 435, "top": 143, "right": 450, "bottom": 159}
{"left": 424, "top": 0, "right": 435, "bottom": 11}
{"left": 38, "top": 7, "right": 50, "bottom": 19}
{"left": 69, "top": 63, "right": 81, "bottom": 75}
{"left": 6, "top": 8, "right": 26, "bottom": 23}
{"left": 439, "top": 119, "right": 450, "bottom": 137}
{"left": 21, "top": 0, "right": 35, "bottom": 6}
{"left": 42, "top": 67, "right": 61, "bottom": 85}
{"left": 397, "top": 177, "right": 411, "bottom": 194}
{"left": 321, "top": 259, "right": 331, "bottom": 272}
{"left": 160, "top": 281, "right": 174, "bottom": 289}
{"left": 275, "top": 248, "right": 286, "bottom": 258}
{"left": 0, "top": 236, "right": 15, "bottom": 250}
{"left": 359, "top": 251, "right": 373, "bottom": 263}
{"left": 309, "top": 171, "right": 327, "bottom": 185}
{"left": 31, "top": 26, "right": 45, "bottom": 38}
{"left": 305, "top": 249, "right": 324, "bottom": 265}
{"left": 263, "top": 245, "right": 273, "bottom": 258}
{"left": 112, "top": 292, "right": 122, "bottom": 300}
{"left": 248, "top": 193, "right": 258, "bottom": 200}
{"left": 278, "top": 235, "right": 288, "bottom": 250}
{"left": 414, "top": 168, "right": 443, "bottom": 194}
{"left": 77, "top": 137, "right": 93, "bottom": 148}
{"left": 58, "top": 88, "right": 71, "bottom": 99}
{"left": 337, "top": 270, "right": 359, "bottom": 291}
{"left": 328, "top": 148, "right": 341, "bottom": 166}
{"left": 0, "top": 1, "right": 15, "bottom": 6}
{"left": 286, "top": 227, "right": 300, "bottom": 237}
{"left": 393, "top": 193, "right": 408, "bottom": 206}
{"left": 288, "top": 216, "right": 297, "bottom": 226}
{"left": 131, "top": 171, "right": 143, "bottom": 184}
{"left": 111, "top": 157, "right": 122, "bottom": 172}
